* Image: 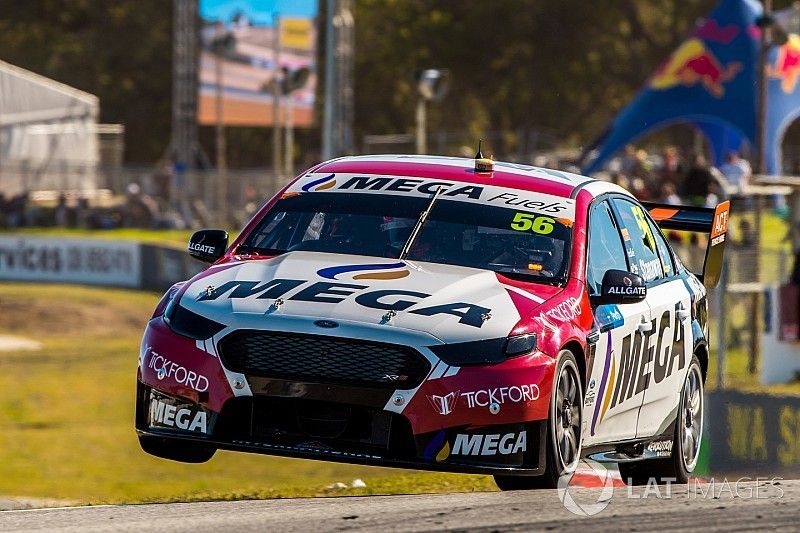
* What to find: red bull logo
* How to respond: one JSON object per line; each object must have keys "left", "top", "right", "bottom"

{"left": 768, "top": 34, "right": 800, "bottom": 94}
{"left": 650, "top": 38, "right": 741, "bottom": 98}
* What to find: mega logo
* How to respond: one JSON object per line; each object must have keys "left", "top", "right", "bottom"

{"left": 331, "top": 176, "right": 570, "bottom": 214}
{"left": 451, "top": 431, "right": 527, "bottom": 456}
{"left": 149, "top": 398, "right": 208, "bottom": 434}
{"left": 317, "top": 262, "right": 409, "bottom": 281}
{"left": 607, "top": 302, "right": 687, "bottom": 411}
{"left": 197, "top": 278, "right": 491, "bottom": 327}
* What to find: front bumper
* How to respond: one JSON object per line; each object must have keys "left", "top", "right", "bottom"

{"left": 136, "top": 384, "right": 548, "bottom": 475}
{"left": 137, "top": 318, "right": 555, "bottom": 475}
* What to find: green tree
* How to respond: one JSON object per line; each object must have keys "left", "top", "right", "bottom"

{"left": 0, "top": 0, "right": 172, "bottom": 162}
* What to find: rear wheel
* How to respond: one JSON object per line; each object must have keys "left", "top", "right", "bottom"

{"left": 139, "top": 436, "right": 216, "bottom": 463}
{"left": 495, "top": 350, "right": 583, "bottom": 490}
{"left": 619, "top": 355, "right": 704, "bottom": 485}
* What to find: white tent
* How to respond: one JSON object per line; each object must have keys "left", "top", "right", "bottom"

{"left": 0, "top": 59, "right": 99, "bottom": 194}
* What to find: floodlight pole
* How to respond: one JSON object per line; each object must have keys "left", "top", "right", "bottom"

{"left": 322, "top": 0, "right": 336, "bottom": 160}
{"left": 214, "top": 37, "right": 228, "bottom": 227}
{"left": 750, "top": 0, "right": 772, "bottom": 376}
{"left": 285, "top": 91, "right": 295, "bottom": 176}
{"left": 415, "top": 98, "right": 427, "bottom": 154}
{"left": 272, "top": 13, "right": 282, "bottom": 183}
{"left": 757, "top": 0, "right": 771, "bottom": 176}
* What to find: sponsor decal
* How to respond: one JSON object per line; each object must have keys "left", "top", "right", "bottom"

{"left": 600, "top": 302, "right": 688, "bottom": 421}
{"left": 594, "top": 305, "right": 624, "bottom": 332}
{"left": 428, "top": 385, "right": 540, "bottom": 415}
{"left": 637, "top": 258, "right": 662, "bottom": 282}
{"left": 196, "top": 278, "right": 492, "bottom": 328}
{"left": 423, "top": 428, "right": 451, "bottom": 462}
{"left": 317, "top": 262, "right": 409, "bottom": 281}
{"left": 606, "top": 285, "right": 646, "bottom": 296}
{"left": 301, "top": 173, "right": 337, "bottom": 192}
{"left": 149, "top": 396, "right": 208, "bottom": 434}
{"left": 710, "top": 201, "right": 730, "bottom": 240}
{"left": 188, "top": 242, "right": 217, "bottom": 255}
{"left": 290, "top": 173, "right": 575, "bottom": 218}
{"left": 462, "top": 385, "right": 540, "bottom": 409}
{"left": 313, "top": 319, "right": 339, "bottom": 328}
{"left": 451, "top": 431, "right": 527, "bottom": 456}
{"left": 647, "top": 439, "right": 674, "bottom": 458}
{"left": 546, "top": 297, "right": 582, "bottom": 322}
{"left": 146, "top": 347, "right": 209, "bottom": 392}
{"left": 590, "top": 333, "right": 615, "bottom": 436}
{"left": 428, "top": 392, "right": 459, "bottom": 416}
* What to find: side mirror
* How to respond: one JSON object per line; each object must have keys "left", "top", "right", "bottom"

{"left": 591, "top": 269, "right": 646, "bottom": 305}
{"left": 188, "top": 229, "right": 228, "bottom": 263}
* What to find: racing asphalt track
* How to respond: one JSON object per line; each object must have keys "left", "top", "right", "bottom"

{"left": 1, "top": 479, "right": 798, "bottom": 532}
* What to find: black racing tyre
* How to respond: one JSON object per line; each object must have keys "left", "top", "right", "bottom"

{"left": 619, "top": 355, "right": 704, "bottom": 486}
{"left": 139, "top": 436, "right": 216, "bottom": 463}
{"left": 495, "top": 349, "right": 583, "bottom": 490}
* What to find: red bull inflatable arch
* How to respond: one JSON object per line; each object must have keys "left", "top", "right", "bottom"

{"left": 582, "top": 0, "right": 800, "bottom": 175}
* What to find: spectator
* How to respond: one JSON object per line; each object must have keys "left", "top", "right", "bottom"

{"left": 620, "top": 144, "right": 638, "bottom": 175}
{"left": 54, "top": 193, "right": 69, "bottom": 227}
{"left": 718, "top": 151, "right": 752, "bottom": 192}
{"left": 683, "top": 154, "right": 714, "bottom": 206}
{"left": 660, "top": 182, "right": 682, "bottom": 205}
{"left": 610, "top": 171, "right": 630, "bottom": 190}
{"left": 124, "top": 183, "right": 160, "bottom": 228}
{"left": 659, "top": 146, "right": 684, "bottom": 194}
{"left": 630, "top": 177, "right": 651, "bottom": 201}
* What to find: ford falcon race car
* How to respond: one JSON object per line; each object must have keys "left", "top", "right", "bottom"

{"left": 136, "top": 154, "right": 729, "bottom": 489}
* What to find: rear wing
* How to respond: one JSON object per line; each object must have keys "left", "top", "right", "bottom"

{"left": 642, "top": 201, "right": 730, "bottom": 289}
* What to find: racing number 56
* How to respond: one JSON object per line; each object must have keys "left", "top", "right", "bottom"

{"left": 510, "top": 213, "right": 555, "bottom": 235}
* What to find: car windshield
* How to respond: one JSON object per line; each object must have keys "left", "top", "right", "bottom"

{"left": 241, "top": 192, "right": 572, "bottom": 282}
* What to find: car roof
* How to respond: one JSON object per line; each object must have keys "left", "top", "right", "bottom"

{"left": 313, "top": 155, "right": 627, "bottom": 199}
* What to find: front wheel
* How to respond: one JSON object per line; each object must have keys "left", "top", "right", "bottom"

{"left": 619, "top": 355, "right": 704, "bottom": 485}
{"left": 495, "top": 350, "right": 583, "bottom": 490}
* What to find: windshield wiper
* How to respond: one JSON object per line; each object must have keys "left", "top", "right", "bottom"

{"left": 399, "top": 186, "right": 444, "bottom": 260}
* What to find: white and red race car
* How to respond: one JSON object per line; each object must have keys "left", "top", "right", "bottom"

{"left": 136, "top": 155, "right": 728, "bottom": 489}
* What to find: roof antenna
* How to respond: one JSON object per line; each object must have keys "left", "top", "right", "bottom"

{"left": 473, "top": 139, "right": 494, "bottom": 174}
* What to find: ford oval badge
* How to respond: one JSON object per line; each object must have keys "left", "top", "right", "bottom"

{"left": 314, "top": 320, "right": 339, "bottom": 329}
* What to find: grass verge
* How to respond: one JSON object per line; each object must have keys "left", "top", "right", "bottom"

{"left": 0, "top": 282, "right": 494, "bottom": 505}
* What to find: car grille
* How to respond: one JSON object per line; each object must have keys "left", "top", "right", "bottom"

{"left": 218, "top": 330, "right": 431, "bottom": 389}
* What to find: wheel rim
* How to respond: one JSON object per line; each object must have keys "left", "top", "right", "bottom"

{"left": 554, "top": 359, "right": 582, "bottom": 472}
{"left": 681, "top": 364, "right": 704, "bottom": 472}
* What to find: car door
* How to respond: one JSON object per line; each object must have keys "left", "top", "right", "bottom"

{"left": 583, "top": 199, "right": 651, "bottom": 446}
{"left": 609, "top": 198, "right": 692, "bottom": 439}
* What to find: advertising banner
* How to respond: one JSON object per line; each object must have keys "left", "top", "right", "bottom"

{"left": 0, "top": 237, "right": 141, "bottom": 287}
{"left": 198, "top": 0, "right": 318, "bottom": 127}
{"left": 708, "top": 390, "right": 800, "bottom": 474}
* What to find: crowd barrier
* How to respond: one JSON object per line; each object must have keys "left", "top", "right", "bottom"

{"left": 0, "top": 236, "right": 202, "bottom": 291}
